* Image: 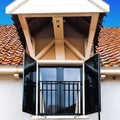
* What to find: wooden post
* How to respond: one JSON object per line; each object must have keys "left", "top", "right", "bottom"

{"left": 52, "top": 17, "right": 65, "bottom": 60}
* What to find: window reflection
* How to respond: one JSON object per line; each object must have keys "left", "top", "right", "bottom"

{"left": 64, "top": 68, "right": 81, "bottom": 113}
{"left": 38, "top": 67, "right": 82, "bottom": 115}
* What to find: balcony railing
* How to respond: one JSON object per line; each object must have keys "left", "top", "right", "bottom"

{"left": 38, "top": 81, "right": 82, "bottom": 115}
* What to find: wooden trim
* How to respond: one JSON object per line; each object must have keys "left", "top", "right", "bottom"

{"left": 18, "top": 15, "right": 35, "bottom": 58}
{"left": 22, "top": 13, "right": 95, "bottom": 18}
{"left": 37, "top": 60, "right": 84, "bottom": 66}
{"left": 65, "top": 40, "right": 85, "bottom": 60}
{"left": 36, "top": 40, "right": 55, "bottom": 60}
{"left": 85, "top": 13, "right": 99, "bottom": 60}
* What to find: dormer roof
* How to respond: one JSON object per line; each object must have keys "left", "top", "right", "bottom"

{"left": 6, "top": 0, "right": 109, "bottom": 14}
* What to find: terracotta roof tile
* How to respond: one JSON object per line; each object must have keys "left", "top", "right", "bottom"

{"left": 0, "top": 25, "right": 24, "bottom": 65}
{"left": 96, "top": 28, "right": 120, "bottom": 67}
{"left": 0, "top": 25, "right": 120, "bottom": 67}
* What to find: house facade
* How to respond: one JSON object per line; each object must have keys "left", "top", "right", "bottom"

{"left": 1, "top": 0, "right": 120, "bottom": 120}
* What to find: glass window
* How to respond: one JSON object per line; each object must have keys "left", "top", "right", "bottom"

{"left": 38, "top": 67, "right": 82, "bottom": 115}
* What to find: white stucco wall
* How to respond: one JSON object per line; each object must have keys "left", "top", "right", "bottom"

{"left": 0, "top": 75, "right": 120, "bottom": 120}
{"left": 0, "top": 75, "right": 31, "bottom": 120}
{"left": 89, "top": 76, "right": 120, "bottom": 120}
{"left": 101, "top": 76, "right": 120, "bottom": 120}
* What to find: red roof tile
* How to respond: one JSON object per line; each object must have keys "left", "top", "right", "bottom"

{"left": 0, "top": 25, "right": 24, "bottom": 65}
{"left": 0, "top": 25, "right": 120, "bottom": 67}
{"left": 96, "top": 28, "right": 120, "bottom": 67}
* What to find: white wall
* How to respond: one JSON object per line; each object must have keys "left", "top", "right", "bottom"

{"left": 0, "top": 75, "right": 31, "bottom": 120}
{"left": 89, "top": 76, "right": 120, "bottom": 120}
{"left": 0, "top": 75, "right": 120, "bottom": 120}
{"left": 101, "top": 76, "right": 120, "bottom": 120}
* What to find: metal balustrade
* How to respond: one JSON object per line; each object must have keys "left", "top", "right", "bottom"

{"left": 38, "top": 81, "right": 82, "bottom": 115}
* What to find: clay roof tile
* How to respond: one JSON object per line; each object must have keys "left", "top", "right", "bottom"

{"left": 96, "top": 28, "right": 120, "bottom": 67}
{"left": 0, "top": 25, "right": 24, "bottom": 65}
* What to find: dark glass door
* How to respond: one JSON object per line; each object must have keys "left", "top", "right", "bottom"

{"left": 63, "top": 68, "right": 82, "bottom": 114}
{"left": 39, "top": 68, "right": 57, "bottom": 114}
{"left": 85, "top": 54, "right": 101, "bottom": 115}
{"left": 23, "top": 53, "right": 36, "bottom": 115}
{"left": 38, "top": 67, "right": 82, "bottom": 115}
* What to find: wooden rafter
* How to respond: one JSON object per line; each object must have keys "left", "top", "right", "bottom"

{"left": 85, "top": 13, "right": 99, "bottom": 60}
{"left": 35, "top": 40, "right": 55, "bottom": 60}
{"left": 18, "top": 14, "right": 35, "bottom": 58}
{"left": 65, "top": 40, "right": 85, "bottom": 60}
{"left": 31, "top": 37, "right": 35, "bottom": 55}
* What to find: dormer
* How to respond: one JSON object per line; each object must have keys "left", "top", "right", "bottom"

{"left": 6, "top": 0, "right": 109, "bottom": 61}
{"left": 6, "top": 0, "right": 109, "bottom": 118}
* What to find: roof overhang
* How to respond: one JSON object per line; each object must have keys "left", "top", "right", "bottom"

{"left": 6, "top": 0, "right": 109, "bottom": 14}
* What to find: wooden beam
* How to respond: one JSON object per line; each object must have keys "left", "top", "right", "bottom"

{"left": 55, "top": 40, "right": 65, "bottom": 60}
{"left": 36, "top": 40, "right": 55, "bottom": 60}
{"left": 37, "top": 60, "right": 84, "bottom": 66}
{"left": 31, "top": 37, "right": 35, "bottom": 55}
{"left": 85, "top": 13, "right": 99, "bottom": 60}
{"left": 18, "top": 15, "right": 35, "bottom": 58}
{"left": 65, "top": 40, "right": 85, "bottom": 60}
{"left": 52, "top": 17, "right": 65, "bottom": 60}
{"left": 52, "top": 17, "right": 64, "bottom": 40}
{"left": 84, "top": 38, "right": 88, "bottom": 55}
{"left": 23, "top": 13, "right": 95, "bottom": 18}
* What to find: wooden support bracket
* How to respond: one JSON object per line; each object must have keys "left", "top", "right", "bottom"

{"left": 18, "top": 14, "right": 35, "bottom": 58}
{"left": 85, "top": 13, "right": 99, "bottom": 60}
{"left": 65, "top": 40, "right": 85, "bottom": 60}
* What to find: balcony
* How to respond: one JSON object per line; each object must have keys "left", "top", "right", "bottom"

{"left": 38, "top": 81, "right": 82, "bottom": 115}
{"left": 23, "top": 53, "right": 101, "bottom": 116}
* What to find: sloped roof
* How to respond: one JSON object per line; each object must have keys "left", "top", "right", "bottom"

{"left": 6, "top": 0, "right": 109, "bottom": 14}
{"left": 0, "top": 25, "right": 120, "bottom": 67}
{"left": 96, "top": 28, "right": 120, "bottom": 67}
{"left": 0, "top": 25, "right": 24, "bottom": 65}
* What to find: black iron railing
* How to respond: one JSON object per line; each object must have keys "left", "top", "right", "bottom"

{"left": 38, "top": 81, "right": 82, "bottom": 115}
